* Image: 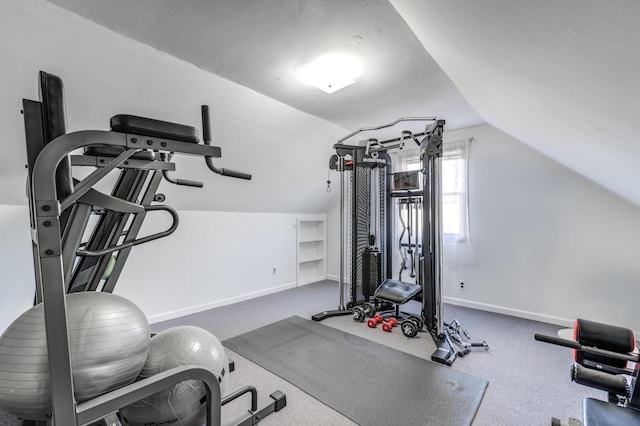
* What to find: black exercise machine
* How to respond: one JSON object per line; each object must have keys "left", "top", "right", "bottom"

{"left": 313, "top": 117, "right": 487, "bottom": 365}
{"left": 535, "top": 319, "right": 640, "bottom": 426}
{"left": 21, "top": 71, "right": 286, "bottom": 426}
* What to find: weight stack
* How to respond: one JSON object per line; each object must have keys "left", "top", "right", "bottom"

{"left": 363, "top": 248, "right": 381, "bottom": 300}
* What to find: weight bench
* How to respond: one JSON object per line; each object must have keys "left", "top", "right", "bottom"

{"left": 574, "top": 319, "right": 640, "bottom": 426}
{"left": 582, "top": 398, "right": 640, "bottom": 426}
{"left": 371, "top": 279, "right": 424, "bottom": 337}
{"left": 535, "top": 318, "right": 640, "bottom": 426}
{"left": 374, "top": 279, "right": 422, "bottom": 319}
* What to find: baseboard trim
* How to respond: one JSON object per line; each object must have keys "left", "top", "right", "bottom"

{"left": 443, "top": 296, "right": 575, "bottom": 328}
{"left": 326, "top": 274, "right": 349, "bottom": 285}
{"left": 297, "top": 276, "right": 328, "bottom": 286}
{"left": 148, "top": 282, "right": 297, "bottom": 324}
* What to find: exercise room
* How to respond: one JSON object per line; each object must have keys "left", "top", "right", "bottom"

{"left": 1, "top": 1, "right": 638, "bottom": 425}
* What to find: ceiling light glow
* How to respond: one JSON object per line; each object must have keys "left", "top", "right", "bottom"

{"left": 298, "top": 53, "right": 363, "bottom": 94}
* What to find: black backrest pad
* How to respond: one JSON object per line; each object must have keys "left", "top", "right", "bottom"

{"left": 39, "top": 71, "right": 73, "bottom": 199}
{"left": 39, "top": 71, "right": 66, "bottom": 141}
{"left": 111, "top": 115, "right": 199, "bottom": 144}
{"left": 575, "top": 318, "right": 635, "bottom": 369}
{"left": 575, "top": 318, "right": 635, "bottom": 353}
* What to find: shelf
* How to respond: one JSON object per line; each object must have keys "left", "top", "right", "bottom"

{"left": 299, "top": 238, "right": 324, "bottom": 243}
{"left": 297, "top": 215, "right": 326, "bottom": 287}
{"left": 299, "top": 256, "right": 324, "bottom": 263}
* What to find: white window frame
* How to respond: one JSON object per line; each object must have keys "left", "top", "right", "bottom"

{"left": 441, "top": 139, "right": 470, "bottom": 243}
{"left": 392, "top": 138, "right": 470, "bottom": 243}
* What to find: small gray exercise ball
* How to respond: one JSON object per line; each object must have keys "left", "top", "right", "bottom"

{"left": 0, "top": 292, "right": 150, "bottom": 420}
{"left": 120, "top": 326, "right": 229, "bottom": 426}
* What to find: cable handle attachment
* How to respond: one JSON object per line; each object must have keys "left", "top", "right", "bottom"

{"left": 201, "top": 105, "right": 252, "bottom": 180}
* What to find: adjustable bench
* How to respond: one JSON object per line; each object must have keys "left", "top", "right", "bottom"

{"left": 374, "top": 278, "right": 422, "bottom": 319}
{"left": 582, "top": 398, "right": 640, "bottom": 426}
{"left": 373, "top": 279, "right": 425, "bottom": 337}
{"left": 535, "top": 318, "right": 639, "bottom": 426}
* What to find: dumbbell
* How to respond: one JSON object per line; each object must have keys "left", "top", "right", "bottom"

{"left": 382, "top": 317, "right": 398, "bottom": 332}
{"left": 353, "top": 302, "right": 376, "bottom": 323}
{"left": 367, "top": 314, "right": 384, "bottom": 328}
{"left": 400, "top": 316, "right": 424, "bottom": 338}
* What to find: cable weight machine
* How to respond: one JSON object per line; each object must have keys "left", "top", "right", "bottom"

{"left": 313, "top": 117, "right": 486, "bottom": 365}
{"left": 312, "top": 132, "right": 396, "bottom": 320}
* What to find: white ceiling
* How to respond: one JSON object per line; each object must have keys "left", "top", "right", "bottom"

{"left": 48, "top": 0, "right": 640, "bottom": 206}
{"left": 46, "top": 0, "right": 483, "bottom": 135}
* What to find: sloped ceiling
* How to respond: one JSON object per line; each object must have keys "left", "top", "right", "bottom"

{"left": 391, "top": 0, "right": 640, "bottom": 206}
{"left": 48, "top": 0, "right": 640, "bottom": 206}
{"left": 46, "top": 0, "right": 483, "bottom": 135}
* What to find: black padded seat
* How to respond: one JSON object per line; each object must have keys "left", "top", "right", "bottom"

{"left": 375, "top": 279, "right": 421, "bottom": 304}
{"left": 110, "top": 114, "right": 199, "bottom": 144}
{"left": 583, "top": 398, "right": 640, "bottom": 426}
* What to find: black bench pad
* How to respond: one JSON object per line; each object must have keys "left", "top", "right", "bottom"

{"left": 374, "top": 279, "right": 421, "bottom": 304}
{"left": 583, "top": 398, "right": 640, "bottom": 426}
{"left": 111, "top": 114, "right": 199, "bottom": 144}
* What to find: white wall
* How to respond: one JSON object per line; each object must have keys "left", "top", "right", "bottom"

{"left": 0, "top": 207, "right": 35, "bottom": 334}
{"left": 115, "top": 211, "right": 299, "bottom": 323}
{"left": 327, "top": 124, "right": 640, "bottom": 331}
{"left": 445, "top": 125, "right": 640, "bottom": 331}
{"left": 0, "top": 0, "right": 344, "bottom": 332}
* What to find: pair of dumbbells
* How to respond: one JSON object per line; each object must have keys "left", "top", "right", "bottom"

{"left": 367, "top": 315, "right": 398, "bottom": 332}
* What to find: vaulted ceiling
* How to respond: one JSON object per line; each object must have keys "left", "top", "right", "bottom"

{"left": 48, "top": 0, "right": 640, "bottom": 206}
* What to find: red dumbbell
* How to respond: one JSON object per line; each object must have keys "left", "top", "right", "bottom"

{"left": 367, "top": 314, "right": 384, "bottom": 328}
{"left": 382, "top": 317, "right": 398, "bottom": 332}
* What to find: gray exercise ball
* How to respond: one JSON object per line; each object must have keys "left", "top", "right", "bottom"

{"left": 0, "top": 292, "right": 150, "bottom": 420}
{"left": 120, "top": 326, "right": 229, "bottom": 426}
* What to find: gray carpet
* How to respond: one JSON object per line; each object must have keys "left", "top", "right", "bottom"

{"left": 224, "top": 316, "right": 488, "bottom": 426}
{"left": 0, "top": 281, "right": 615, "bottom": 425}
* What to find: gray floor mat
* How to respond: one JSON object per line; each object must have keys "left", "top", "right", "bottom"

{"left": 224, "top": 316, "right": 488, "bottom": 426}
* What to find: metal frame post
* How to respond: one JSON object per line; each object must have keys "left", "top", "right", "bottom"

{"left": 338, "top": 155, "right": 346, "bottom": 311}
{"left": 28, "top": 130, "right": 224, "bottom": 425}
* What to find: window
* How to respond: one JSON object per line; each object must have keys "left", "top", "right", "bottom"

{"left": 442, "top": 139, "right": 470, "bottom": 242}
{"left": 391, "top": 138, "right": 470, "bottom": 243}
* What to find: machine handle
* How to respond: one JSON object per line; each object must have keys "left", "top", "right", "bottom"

{"left": 218, "top": 167, "right": 252, "bottom": 180}
{"left": 534, "top": 333, "right": 640, "bottom": 363}
{"left": 173, "top": 178, "right": 204, "bottom": 188}
{"left": 76, "top": 205, "right": 179, "bottom": 257}
{"left": 161, "top": 169, "right": 204, "bottom": 188}
{"left": 201, "top": 104, "right": 212, "bottom": 143}
{"left": 201, "top": 105, "right": 253, "bottom": 180}
{"left": 338, "top": 116, "right": 438, "bottom": 143}
{"left": 535, "top": 333, "right": 581, "bottom": 349}
{"left": 160, "top": 153, "right": 204, "bottom": 188}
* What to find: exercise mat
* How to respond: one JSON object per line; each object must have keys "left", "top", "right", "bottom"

{"left": 223, "top": 316, "right": 488, "bottom": 426}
